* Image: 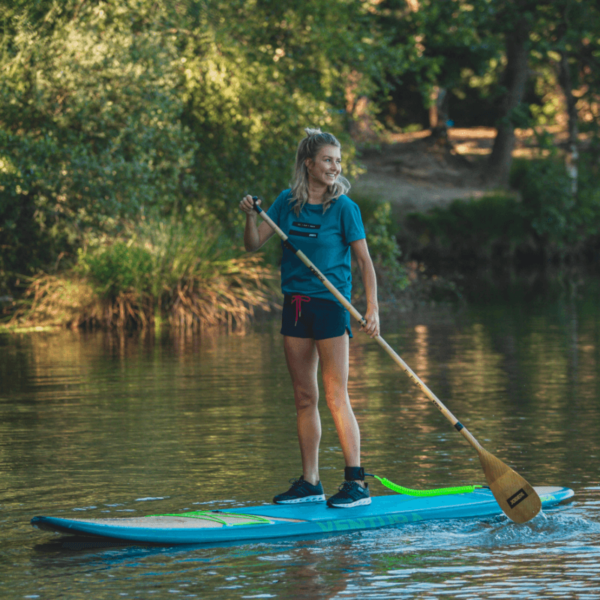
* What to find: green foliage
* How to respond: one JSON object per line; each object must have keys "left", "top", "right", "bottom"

{"left": 366, "top": 202, "right": 409, "bottom": 296}
{"left": 406, "top": 193, "right": 529, "bottom": 264}
{"left": 510, "top": 158, "right": 572, "bottom": 244}
{"left": 3, "top": 0, "right": 600, "bottom": 311}
{"left": 0, "top": 0, "right": 413, "bottom": 286}
{"left": 352, "top": 195, "right": 408, "bottom": 301}
{"left": 76, "top": 242, "right": 154, "bottom": 302}
{"left": 179, "top": 0, "right": 407, "bottom": 228}
{"left": 375, "top": 0, "right": 504, "bottom": 127}
{"left": 511, "top": 156, "right": 600, "bottom": 251}
{"left": 76, "top": 210, "right": 250, "bottom": 300}
{"left": 0, "top": 1, "right": 197, "bottom": 280}
{"left": 13, "top": 212, "right": 277, "bottom": 329}
{"left": 406, "top": 152, "right": 600, "bottom": 265}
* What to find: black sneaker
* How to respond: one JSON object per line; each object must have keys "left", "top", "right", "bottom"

{"left": 273, "top": 476, "right": 326, "bottom": 504}
{"left": 327, "top": 481, "right": 371, "bottom": 508}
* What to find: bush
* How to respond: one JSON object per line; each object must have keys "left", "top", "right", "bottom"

{"left": 511, "top": 158, "right": 573, "bottom": 247}
{"left": 352, "top": 196, "right": 409, "bottom": 302}
{"left": 511, "top": 157, "right": 600, "bottom": 254}
{"left": 0, "top": 4, "right": 197, "bottom": 283}
{"left": 405, "top": 193, "right": 531, "bottom": 265}
{"left": 10, "top": 214, "right": 278, "bottom": 330}
{"left": 405, "top": 153, "right": 600, "bottom": 266}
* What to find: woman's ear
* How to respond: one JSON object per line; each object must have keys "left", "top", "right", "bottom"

{"left": 304, "top": 158, "right": 312, "bottom": 171}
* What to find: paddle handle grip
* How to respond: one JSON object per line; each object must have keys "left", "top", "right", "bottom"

{"left": 252, "top": 198, "right": 483, "bottom": 451}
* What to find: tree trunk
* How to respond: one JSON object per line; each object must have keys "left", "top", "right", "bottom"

{"left": 558, "top": 49, "right": 579, "bottom": 195}
{"left": 487, "top": 23, "right": 530, "bottom": 186}
{"left": 429, "top": 86, "right": 448, "bottom": 142}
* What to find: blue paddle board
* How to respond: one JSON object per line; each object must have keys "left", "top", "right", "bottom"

{"left": 31, "top": 486, "right": 573, "bottom": 545}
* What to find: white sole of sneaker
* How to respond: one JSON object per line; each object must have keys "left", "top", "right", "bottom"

{"left": 327, "top": 497, "right": 372, "bottom": 508}
{"left": 274, "top": 494, "right": 326, "bottom": 504}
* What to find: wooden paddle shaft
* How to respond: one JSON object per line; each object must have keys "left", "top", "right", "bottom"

{"left": 252, "top": 202, "right": 485, "bottom": 451}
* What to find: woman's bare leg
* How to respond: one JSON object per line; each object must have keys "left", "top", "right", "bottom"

{"left": 315, "top": 333, "right": 363, "bottom": 484}
{"left": 283, "top": 336, "right": 321, "bottom": 485}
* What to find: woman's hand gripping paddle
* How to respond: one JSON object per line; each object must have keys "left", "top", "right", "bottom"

{"left": 252, "top": 198, "right": 541, "bottom": 524}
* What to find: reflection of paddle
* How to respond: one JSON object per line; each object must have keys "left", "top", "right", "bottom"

{"left": 252, "top": 198, "right": 541, "bottom": 524}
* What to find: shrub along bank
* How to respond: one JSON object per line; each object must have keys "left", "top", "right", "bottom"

{"left": 7, "top": 213, "right": 278, "bottom": 331}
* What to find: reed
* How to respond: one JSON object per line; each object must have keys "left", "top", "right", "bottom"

{"left": 10, "top": 216, "right": 278, "bottom": 331}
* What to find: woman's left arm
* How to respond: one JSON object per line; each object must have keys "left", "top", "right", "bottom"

{"left": 350, "top": 238, "right": 380, "bottom": 338}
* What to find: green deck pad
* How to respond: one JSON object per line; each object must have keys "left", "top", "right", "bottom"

{"left": 147, "top": 511, "right": 272, "bottom": 527}
{"left": 374, "top": 476, "right": 482, "bottom": 497}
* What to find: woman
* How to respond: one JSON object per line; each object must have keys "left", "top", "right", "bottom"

{"left": 239, "top": 128, "right": 380, "bottom": 508}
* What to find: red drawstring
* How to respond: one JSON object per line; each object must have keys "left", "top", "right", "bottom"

{"left": 291, "top": 295, "right": 310, "bottom": 326}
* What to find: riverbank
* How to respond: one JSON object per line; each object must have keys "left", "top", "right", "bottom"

{"left": 3, "top": 126, "right": 597, "bottom": 332}
{"left": 351, "top": 126, "right": 599, "bottom": 269}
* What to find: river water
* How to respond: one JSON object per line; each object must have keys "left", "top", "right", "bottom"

{"left": 1, "top": 270, "right": 599, "bottom": 599}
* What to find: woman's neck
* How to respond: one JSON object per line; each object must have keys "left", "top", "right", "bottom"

{"left": 307, "top": 178, "right": 326, "bottom": 205}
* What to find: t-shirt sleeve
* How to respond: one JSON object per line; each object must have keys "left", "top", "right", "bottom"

{"left": 342, "top": 199, "right": 366, "bottom": 244}
{"left": 266, "top": 189, "right": 291, "bottom": 226}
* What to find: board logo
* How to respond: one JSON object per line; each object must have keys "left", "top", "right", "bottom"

{"left": 507, "top": 488, "right": 528, "bottom": 508}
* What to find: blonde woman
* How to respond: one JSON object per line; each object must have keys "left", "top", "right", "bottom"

{"left": 239, "top": 128, "right": 380, "bottom": 508}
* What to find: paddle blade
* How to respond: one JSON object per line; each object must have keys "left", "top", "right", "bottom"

{"left": 478, "top": 448, "right": 542, "bottom": 524}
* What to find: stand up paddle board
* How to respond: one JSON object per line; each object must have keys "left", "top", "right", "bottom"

{"left": 31, "top": 486, "right": 573, "bottom": 545}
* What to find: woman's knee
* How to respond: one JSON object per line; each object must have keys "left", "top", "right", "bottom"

{"left": 294, "top": 385, "right": 318, "bottom": 411}
{"left": 322, "top": 374, "right": 347, "bottom": 400}
{"left": 324, "top": 388, "right": 350, "bottom": 414}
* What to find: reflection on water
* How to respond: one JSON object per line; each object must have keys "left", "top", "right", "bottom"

{"left": 1, "top": 270, "right": 599, "bottom": 599}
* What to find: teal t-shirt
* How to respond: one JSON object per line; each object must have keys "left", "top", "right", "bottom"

{"left": 267, "top": 189, "right": 366, "bottom": 304}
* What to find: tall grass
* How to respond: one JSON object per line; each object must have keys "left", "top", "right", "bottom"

{"left": 11, "top": 215, "right": 278, "bottom": 331}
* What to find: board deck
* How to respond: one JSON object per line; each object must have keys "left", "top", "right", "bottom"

{"left": 31, "top": 486, "right": 574, "bottom": 545}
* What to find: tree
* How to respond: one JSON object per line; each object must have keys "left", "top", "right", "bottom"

{"left": 486, "top": 3, "right": 533, "bottom": 186}
{"left": 0, "top": 1, "right": 197, "bottom": 279}
{"left": 177, "top": 0, "right": 408, "bottom": 226}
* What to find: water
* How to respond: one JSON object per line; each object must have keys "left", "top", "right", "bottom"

{"left": 1, "top": 271, "right": 599, "bottom": 599}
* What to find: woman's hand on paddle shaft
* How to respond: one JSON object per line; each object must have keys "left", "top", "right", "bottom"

{"left": 239, "top": 194, "right": 259, "bottom": 217}
{"left": 361, "top": 306, "right": 380, "bottom": 339}
{"left": 240, "top": 195, "right": 275, "bottom": 252}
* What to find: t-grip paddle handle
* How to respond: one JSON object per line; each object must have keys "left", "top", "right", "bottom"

{"left": 252, "top": 196, "right": 262, "bottom": 213}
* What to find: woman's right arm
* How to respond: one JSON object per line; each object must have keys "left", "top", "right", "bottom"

{"left": 239, "top": 195, "right": 276, "bottom": 252}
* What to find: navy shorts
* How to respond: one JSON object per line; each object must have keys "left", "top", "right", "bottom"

{"left": 280, "top": 294, "right": 353, "bottom": 340}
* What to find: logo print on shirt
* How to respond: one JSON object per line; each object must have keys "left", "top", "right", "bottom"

{"left": 290, "top": 230, "right": 318, "bottom": 238}
{"left": 292, "top": 221, "right": 321, "bottom": 230}
{"left": 290, "top": 221, "right": 320, "bottom": 238}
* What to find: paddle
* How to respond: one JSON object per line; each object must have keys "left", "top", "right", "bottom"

{"left": 252, "top": 197, "right": 542, "bottom": 524}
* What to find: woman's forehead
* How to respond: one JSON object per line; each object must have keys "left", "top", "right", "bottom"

{"left": 316, "top": 144, "right": 341, "bottom": 158}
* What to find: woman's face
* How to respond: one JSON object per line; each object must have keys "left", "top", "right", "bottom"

{"left": 306, "top": 144, "right": 342, "bottom": 187}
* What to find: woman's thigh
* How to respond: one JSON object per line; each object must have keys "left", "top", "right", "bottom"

{"left": 315, "top": 334, "right": 349, "bottom": 397}
{"left": 283, "top": 336, "right": 319, "bottom": 406}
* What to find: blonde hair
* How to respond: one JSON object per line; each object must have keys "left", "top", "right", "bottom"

{"left": 289, "top": 128, "right": 351, "bottom": 216}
